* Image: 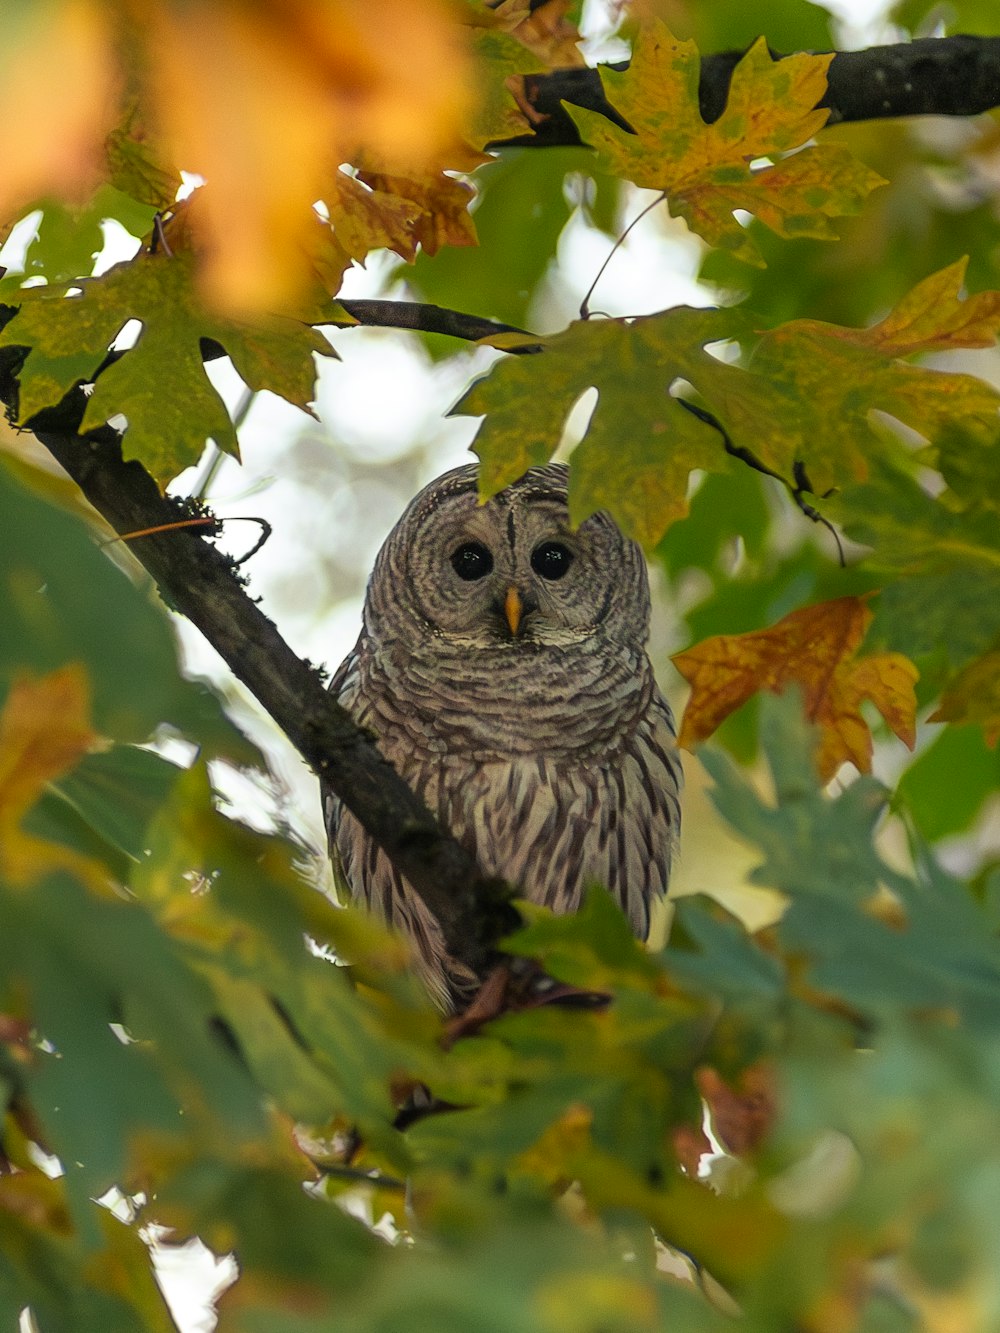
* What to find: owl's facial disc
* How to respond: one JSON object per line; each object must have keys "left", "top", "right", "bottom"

{"left": 425, "top": 512, "right": 606, "bottom": 646}
{"left": 378, "top": 463, "right": 649, "bottom": 653}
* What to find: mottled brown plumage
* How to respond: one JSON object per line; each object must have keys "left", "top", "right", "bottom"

{"left": 323, "top": 464, "right": 682, "bottom": 1009}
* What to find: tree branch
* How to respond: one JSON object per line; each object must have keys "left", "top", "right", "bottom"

{"left": 337, "top": 299, "right": 532, "bottom": 344}
{"left": 17, "top": 388, "right": 519, "bottom": 992}
{"left": 509, "top": 34, "right": 1000, "bottom": 148}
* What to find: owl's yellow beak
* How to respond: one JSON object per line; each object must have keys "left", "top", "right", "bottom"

{"left": 504, "top": 585, "right": 523, "bottom": 636}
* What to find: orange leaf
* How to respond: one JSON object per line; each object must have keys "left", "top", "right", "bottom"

{"left": 0, "top": 666, "right": 109, "bottom": 892}
{"left": 0, "top": 0, "right": 117, "bottom": 220}
{"left": 929, "top": 650, "right": 1000, "bottom": 746}
{"left": 672, "top": 597, "right": 918, "bottom": 781}
{"left": 128, "top": 0, "right": 472, "bottom": 312}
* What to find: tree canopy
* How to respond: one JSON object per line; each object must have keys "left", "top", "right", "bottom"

{"left": 4, "top": 2, "right": 1000, "bottom": 1330}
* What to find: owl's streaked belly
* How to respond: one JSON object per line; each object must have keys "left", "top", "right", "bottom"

{"left": 368, "top": 688, "right": 681, "bottom": 938}
{"left": 327, "top": 638, "right": 681, "bottom": 1009}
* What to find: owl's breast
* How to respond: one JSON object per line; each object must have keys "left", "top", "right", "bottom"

{"left": 358, "top": 634, "right": 654, "bottom": 763}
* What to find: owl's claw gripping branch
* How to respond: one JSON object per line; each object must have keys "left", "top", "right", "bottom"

{"left": 18, "top": 395, "right": 520, "bottom": 990}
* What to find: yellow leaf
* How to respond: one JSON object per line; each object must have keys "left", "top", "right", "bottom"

{"left": 567, "top": 21, "right": 884, "bottom": 264}
{"left": 672, "top": 597, "right": 918, "bottom": 781}
{"left": 748, "top": 259, "right": 1000, "bottom": 492}
{"left": 0, "top": 0, "right": 116, "bottom": 221}
{"left": 0, "top": 666, "right": 109, "bottom": 891}
{"left": 930, "top": 650, "right": 1000, "bottom": 746}
{"left": 858, "top": 257, "right": 1000, "bottom": 356}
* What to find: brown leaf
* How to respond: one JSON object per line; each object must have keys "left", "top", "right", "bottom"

{"left": 355, "top": 167, "right": 478, "bottom": 257}
{"left": 673, "top": 597, "right": 918, "bottom": 781}
{"left": 696, "top": 1064, "right": 777, "bottom": 1157}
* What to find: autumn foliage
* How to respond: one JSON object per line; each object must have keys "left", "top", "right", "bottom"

{"left": 4, "top": 2, "right": 1000, "bottom": 1331}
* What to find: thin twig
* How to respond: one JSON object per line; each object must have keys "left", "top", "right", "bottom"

{"left": 579, "top": 192, "right": 666, "bottom": 321}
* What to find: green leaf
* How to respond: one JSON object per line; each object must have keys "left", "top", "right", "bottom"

{"left": 130, "top": 764, "right": 433, "bottom": 1157}
{"left": 503, "top": 887, "right": 663, "bottom": 992}
{"left": 0, "top": 251, "right": 335, "bottom": 482}
{"left": 104, "top": 111, "right": 181, "bottom": 212}
{"left": 0, "top": 461, "right": 246, "bottom": 750}
{"left": 832, "top": 457, "right": 1000, "bottom": 671}
{"left": 48, "top": 745, "right": 183, "bottom": 861}
{"left": 779, "top": 863, "right": 1000, "bottom": 1031}
{"left": 664, "top": 897, "right": 785, "bottom": 1004}
{"left": 459, "top": 266, "right": 1000, "bottom": 549}
{"left": 456, "top": 305, "right": 757, "bottom": 548}
{"left": 700, "top": 694, "right": 896, "bottom": 906}
{"left": 1, "top": 872, "right": 266, "bottom": 1232}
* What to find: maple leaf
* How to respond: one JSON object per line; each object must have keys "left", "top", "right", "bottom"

{"left": 748, "top": 258, "right": 1000, "bottom": 492}
{"left": 314, "top": 155, "right": 481, "bottom": 298}
{"left": 672, "top": 597, "right": 918, "bottom": 781}
{"left": 566, "top": 21, "right": 884, "bottom": 265}
{"left": 456, "top": 306, "right": 762, "bottom": 548}
{"left": 354, "top": 166, "right": 479, "bottom": 258}
{"left": 930, "top": 652, "right": 1000, "bottom": 745}
{"left": 0, "top": 250, "right": 334, "bottom": 482}
{"left": 460, "top": 260, "right": 1000, "bottom": 548}
{"left": 0, "top": 666, "right": 109, "bottom": 892}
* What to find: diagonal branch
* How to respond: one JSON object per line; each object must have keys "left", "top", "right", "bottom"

{"left": 19, "top": 386, "right": 520, "bottom": 989}
{"left": 508, "top": 34, "right": 1000, "bottom": 148}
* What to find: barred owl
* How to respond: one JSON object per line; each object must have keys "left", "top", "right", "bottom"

{"left": 323, "top": 463, "right": 682, "bottom": 1010}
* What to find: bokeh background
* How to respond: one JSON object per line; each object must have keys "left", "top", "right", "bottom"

{"left": 6, "top": 0, "right": 1000, "bottom": 1325}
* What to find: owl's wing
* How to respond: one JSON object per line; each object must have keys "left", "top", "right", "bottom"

{"left": 324, "top": 804, "right": 353, "bottom": 905}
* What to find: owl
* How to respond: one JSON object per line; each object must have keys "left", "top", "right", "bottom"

{"left": 323, "top": 463, "right": 682, "bottom": 1010}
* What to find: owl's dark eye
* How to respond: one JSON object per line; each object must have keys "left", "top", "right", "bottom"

{"left": 450, "top": 541, "right": 494, "bottom": 581}
{"left": 531, "top": 541, "right": 573, "bottom": 581}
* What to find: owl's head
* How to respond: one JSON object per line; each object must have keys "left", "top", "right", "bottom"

{"left": 364, "top": 463, "right": 650, "bottom": 652}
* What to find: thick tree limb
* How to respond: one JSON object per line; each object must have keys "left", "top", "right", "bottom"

{"left": 510, "top": 35, "right": 1000, "bottom": 148}
{"left": 14, "top": 385, "right": 519, "bottom": 988}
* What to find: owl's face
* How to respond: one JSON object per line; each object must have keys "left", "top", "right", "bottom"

{"left": 366, "top": 463, "right": 649, "bottom": 653}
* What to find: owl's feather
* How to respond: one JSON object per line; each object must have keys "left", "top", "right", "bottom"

{"left": 323, "top": 464, "right": 682, "bottom": 1010}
